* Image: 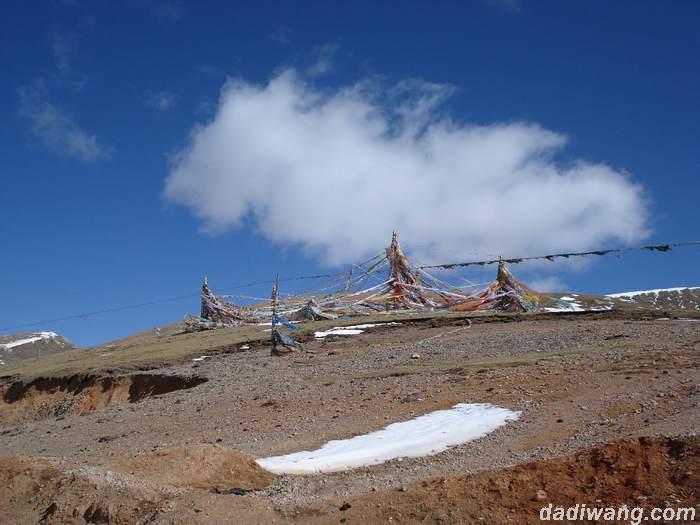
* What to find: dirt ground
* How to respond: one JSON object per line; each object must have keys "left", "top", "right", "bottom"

{"left": 1, "top": 311, "right": 698, "bottom": 524}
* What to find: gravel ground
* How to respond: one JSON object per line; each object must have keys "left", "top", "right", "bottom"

{"left": 1, "top": 314, "right": 698, "bottom": 523}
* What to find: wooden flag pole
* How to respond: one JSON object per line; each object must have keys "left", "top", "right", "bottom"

{"left": 271, "top": 272, "right": 280, "bottom": 352}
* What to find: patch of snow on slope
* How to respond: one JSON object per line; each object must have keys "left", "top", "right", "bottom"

{"left": 344, "top": 323, "right": 399, "bottom": 329}
{"left": 606, "top": 286, "right": 700, "bottom": 298}
{"left": 544, "top": 296, "right": 614, "bottom": 313}
{"left": 0, "top": 332, "right": 59, "bottom": 351}
{"left": 315, "top": 328, "right": 364, "bottom": 337}
{"left": 314, "top": 322, "right": 400, "bottom": 338}
{"left": 256, "top": 403, "right": 519, "bottom": 474}
{"left": 544, "top": 305, "right": 613, "bottom": 313}
{"left": 544, "top": 301, "right": 585, "bottom": 312}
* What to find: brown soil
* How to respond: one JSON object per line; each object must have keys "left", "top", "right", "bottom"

{"left": 0, "top": 314, "right": 698, "bottom": 524}
{"left": 114, "top": 445, "right": 275, "bottom": 491}
{"left": 0, "top": 373, "right": 207, "bottom": 426}
{"left": 296, "top": 436, "right": 699, "bottom": 524}
{"left": 0, "top": 456, "right": 164, "bottom": 525}
{"left": 1, "top": 436, "right": 696, "bottom": 524}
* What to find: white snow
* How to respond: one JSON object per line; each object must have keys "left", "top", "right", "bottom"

{"left": 544, "top": 296, "right": 614, "bottom": 313}
{"left": 314, "top": 322, "right": 400, "bottom": 338}
{"left": 192, "top": 355, "right": 210, "bottom": 362}
{"left": 315, "top": 328, "right": 364, "bottom": 337}
{"left": 341, "top": 323, "right": 396, "bottom": 329}
{"left": 544, "top": 305, "right": 613, "bottom": 313}
{"left": 544, "top": 303, "right": 584, "bottom": 312}
{"left": 256, "top": 403, "right": 519, "bottom": 474}
{"left": 607, "top": 286, "right": 699, "bottom": 298}
{"left": 0, "top": 332, "right": 59, "bottom": 351}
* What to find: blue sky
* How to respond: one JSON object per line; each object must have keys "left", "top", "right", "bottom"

{"left": 1, "top": 0, "right": 698, "bottom": 347}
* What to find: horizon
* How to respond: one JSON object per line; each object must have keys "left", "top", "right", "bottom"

{"left": 2, "top": 1, "right": 699, "bottom": 347}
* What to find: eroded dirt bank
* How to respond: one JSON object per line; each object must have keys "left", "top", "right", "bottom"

{"left": 114, "top": 445, "right": 276, "bottom": 491}
{"left": 0, "top": 316, "right": 698, "bottom": 523}
{"left": 0, "top": 436, "right": 696, "bottom": 524}
{"left": 0, "top": 373, "right": 207, "bottom": 426}
{"left": 0, "top": 455, "right": 164, "bottom": 525}
{"left": 294, "top": 436, "right": 699, "bottom": 524}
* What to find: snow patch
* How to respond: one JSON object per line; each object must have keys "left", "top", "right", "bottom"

{"left": 544, "top": 302, "right": 585, "bottom": 312}
{"left": 314, "top": 322, "right": 400, "bottom": 339}
{"left": 0, "top": 332, "right": 59, "bottom": 351}
{"left": 544, "top": 305, "right": 613, "bottom": 313}
{"left": 544, "top": 296, "right": 613, "bottom": 313}
{"left": 315, "top": 328, "right": 364, "bottom": 337}
{"left": 256, "top": 403, "right": 519, "bottom": 474}
{"left": 607, "top": 286, "right": 699, "bottom": 298}
{"left": 342, "top": 323, "right": 399, "bottom": 329}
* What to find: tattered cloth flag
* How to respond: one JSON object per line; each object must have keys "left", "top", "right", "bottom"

{"left": 288, "top": 299, "right": 338, "bottom": 321}
{"left": 271, "top": 329, "right": 303, "bottom": 354}
{"left": 200, "top": 278, "right": 247, "bottom": 324}
{"left": 450, "top": 258, "right": 543, "bottom": 313}
{"left": 272, "top": 315, "right": 300, "bottom": 331}
{"left": 271, "top": 314, "right": 304, "bottom": 354}
{"left": 270, "top": 275, "right": 304, "bottom": 355}
{"left": 354, "top": 231, "right": 472, "bottom": 311}
{"left": 185, "top": 278, "right": 247, "bottom": 331}
{"left": 417, "top": 240, "right": 700, "bottom": 270}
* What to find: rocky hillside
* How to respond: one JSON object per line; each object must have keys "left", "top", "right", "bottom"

{"left": 607, "top": 286, "right": 700, "bottom": 311}
{"left": 0, "top": 332, "right": 74, "bottom": 367}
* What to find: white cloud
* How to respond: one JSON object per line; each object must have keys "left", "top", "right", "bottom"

{"left": 18, "top": 83, "right": 112, "bottom": 162}
{"left": 145, "top": 90, "right": 178, "bottom": 112}
{"left": 164, "top": 70, "right": 649, "bottom": 266}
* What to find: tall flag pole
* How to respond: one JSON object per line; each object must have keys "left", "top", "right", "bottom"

{"left": 271, "top": 272, "right": 280, "bottom": 352}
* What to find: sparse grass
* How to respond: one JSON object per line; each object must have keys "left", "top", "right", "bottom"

{"left": 0, "top": 324, "right": 268, "bottom": 381}
{"left": 359, "top": 351, "right": 558, "bottom": 380}
{"left": 3, "top": 306, "right": 692, "bottom": 383}
{"left": 0, "top": 311, "right": 475, "bottom": 382}
{"left": 355, "top": 338, "right": 667, "bottom": 381}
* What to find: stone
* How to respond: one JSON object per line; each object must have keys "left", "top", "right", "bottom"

{"left": 532, "top": 489, "right": 548, "bottom": 502}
